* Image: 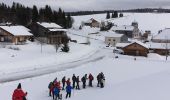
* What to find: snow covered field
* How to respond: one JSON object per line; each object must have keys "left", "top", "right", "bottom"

{"left": 72, "top": 13, "right": 170, "bottom": 34}
{"left": 1, "top": 13, "right": 170, "bottom": 100}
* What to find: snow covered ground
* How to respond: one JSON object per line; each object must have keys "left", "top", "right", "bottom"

{"left": 1, "top": 13, "right": 170, "bottom": 100}
{"left": 72, "top": 13, "right": 170, "bottom": 34}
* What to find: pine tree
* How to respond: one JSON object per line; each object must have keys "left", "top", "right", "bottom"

{"left": 32, "top": 5, "right": 39, "bottom": 22}
{"left": 113, "top": 11, "right": 118, "bottom": 18}
{"left": 106, "top": 11, "right": 110, "bottom": 19}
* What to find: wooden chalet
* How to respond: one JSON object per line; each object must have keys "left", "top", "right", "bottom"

{"left": 122, "top": 41, "right": 149, "bottom": 57}
{"left": 29, "top": 22, "right": 68, "bottom": 44}
{"left": 84, "top": 18, "right": 100, "bottom": 28}
{"left": 0, "top": 25, "right": 33, "bottom": 44}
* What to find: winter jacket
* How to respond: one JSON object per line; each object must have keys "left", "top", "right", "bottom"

{"left": 81, "top": 76, "right": 86, "bottom": 83}
{"left": 72, "top": 75, "right": 77, "bottom": 82}
{"left": 55, "top": 82, "right": 61, "bottom": 90}
{"left": 48, "top": 82, "right": 53, "bottom": 89}
{"left": 66, "top": 85, "right": 73, "bottom": 93}
{"left": 12, "top": 89, "right": 27, "bottom": 100}
{"left": 53, "top": 87, "right": 60, "bottom": 95}
{"left": 89, "top": 74, "right": 94, "bottom": 81}
{"left": 76, "top": 77, "right": 80, "bottom": 83}
{"left": 62, "top": 77, "right": 66, "bottom": 84}
{"left": 97, "top": 74, "right": 100, "bottom": 81}
{"left": 66, "top": 80, "right": 71, "bottom": 85}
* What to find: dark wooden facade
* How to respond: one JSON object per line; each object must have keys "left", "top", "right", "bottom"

{"left": 29, "top": 22, "right": 68, "bottom": 44}
{"left": 150, "top": 48, "right": 169, "bottom": 55}
{"left": 122, "top": 42, "right": 149, "bottom": 57}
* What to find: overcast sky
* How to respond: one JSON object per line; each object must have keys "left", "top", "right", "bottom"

{"left": 0, "top": 0, "right": 170, "bottom": 11}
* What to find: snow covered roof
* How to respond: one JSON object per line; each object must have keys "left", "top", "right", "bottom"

{"left": 84, "top": 18, "right": 99, "bottom": 23}
{"left": 37, "top": 22, "right": 62, "bottom": 29}
{"left": 116, "top": 41, "right": 148, "bottom": 49}
{"left": 83, "top": 26, "right": 100, "bottom": 34}
{"left": 153, "top": 28, "right": 170, "bottom": 40}
{"left": 0, "top": 25, "right": 33, "bottom": 36}
{"left": 49, "top": 29, "right": 67, "bottom": 32}
{"left": 116, "top": 43, "right": 130, "bottom": 48}
{"left": 111, "top": 25, "right": 134, "bottom": 31}
{"left": 132, "top": 41, "right": 149, "bottom": 49}
{"left": 146, "top": 42, "right": 170, "bottom": 49}
{"left": 101, "top": 31, "right": 124, "bottom": 37}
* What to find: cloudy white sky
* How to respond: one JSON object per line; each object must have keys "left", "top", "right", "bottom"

{"left": 0, "top": 0, "right": 170, "bottom": 11}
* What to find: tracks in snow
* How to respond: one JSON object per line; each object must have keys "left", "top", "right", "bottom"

{"left": 0, "top": 49, "right": 105, "bottom": 83}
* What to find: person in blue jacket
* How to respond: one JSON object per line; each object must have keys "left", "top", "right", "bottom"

{"left": 53, "top": 87, "right": 60, "bottom": 100}
{"left": 65, "top": 84, "right": 73, "bottom": 99}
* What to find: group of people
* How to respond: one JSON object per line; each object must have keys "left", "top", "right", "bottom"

{"left": 48, "top": 72, "right": 105, "bottom": 100}
{"left": 11, "top": 72, "right": 105, "bottom": 100}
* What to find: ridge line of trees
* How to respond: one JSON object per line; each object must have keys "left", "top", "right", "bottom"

{"left": 0, "top": 2, "right": 73, "bottom": 28}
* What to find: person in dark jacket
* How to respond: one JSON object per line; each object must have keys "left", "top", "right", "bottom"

{"left": 62, "top": 76, "right": 66, "bottom": 90}
{"left": 76, "top": 76, "right": 80, "bottom": 90}
{"left": 48, "top": 81, "right": 54, "bottom": 96}
{"left": 72, "top": 74, "right": 76, "bottom": 89}
{"left": 12, "top": 83, "right": 27, "bottom": 100}
{"left": 97, "top": 73, "right": 101, "bottom": 87}
{"left": 81, "top": 75, "right": 86, "bottom": 89}
{"left": 53, "top": 77, "right": 57, "bottom": 83}
{"left": 65, "top": 84, "right": 73, "bottom": 99}
{"left": 88, "top": 73, "right": 94, "bottom": 87}
{"left": 100, "top": 72, "right": 105, "bottom": 88}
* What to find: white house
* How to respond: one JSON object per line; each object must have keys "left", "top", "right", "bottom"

{"left": 101, "top": 31, "right": 128, "bottom": 46}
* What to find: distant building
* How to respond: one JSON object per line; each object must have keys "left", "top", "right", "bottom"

{"left": 83, "top": 18, "right": 100, "bottom": 28}
{"left": 111, "top": 22, "right": 141, "bottom": 39}
{"left": 152, "top": 28, "right": 170, "bottom": 43}
{"left": 0, "top": 25, "right": 33, "bottom": 44}
{"left": 117, "top": 41, "right": 149, "bottom": 57}
{"left": 29, "top": 22, "right": 68, "bottom": 44}
{"left": 147, "top": 42, "right": 170, "bottom": 55}
{"left": 102, "top": 31, "right": 128, "bottom": 46}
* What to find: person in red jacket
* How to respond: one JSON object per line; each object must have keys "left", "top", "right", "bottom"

{"left": 88, "top": 73, "right": 94, "bottom": 87}
{"left": 12, "top": 83, "right": 27, "bottom": 100}
{"left": 66, "top": 78, "right": 71, "bottom": 86}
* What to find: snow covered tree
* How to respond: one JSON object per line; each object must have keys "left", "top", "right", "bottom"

{"left": 111, "top": 13, "right": 114, "bottom": 18}
{"left": 61, "top": 43, "right": 69, "bottom": 52}
{"left": 113, "top": 11, "right": 118, "bottom": 18}
{"left": 119, "top": 13, "right": 123, "bottom": 17}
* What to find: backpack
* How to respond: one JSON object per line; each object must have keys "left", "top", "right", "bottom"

{"left": 48, "top": 82, "right": 53, "bottom": 89}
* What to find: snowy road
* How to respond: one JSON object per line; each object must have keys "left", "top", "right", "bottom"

{"left": 0, "top": 49, "right": 105, "bottom": 83}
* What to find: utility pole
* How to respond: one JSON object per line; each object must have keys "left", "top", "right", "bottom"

{"left": 113, "top": 39, "right": 115, "bottom": 58}
{"left": 165, "top": 36, "right": 169, "bottom": 61}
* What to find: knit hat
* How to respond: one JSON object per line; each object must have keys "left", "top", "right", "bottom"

{"left": 17, "top": 83, "right": 21, "bottom": 89}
